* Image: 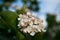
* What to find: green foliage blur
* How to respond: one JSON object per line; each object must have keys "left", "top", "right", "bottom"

{"left": 0, "top": 0, "right": 60, "bottom": 40}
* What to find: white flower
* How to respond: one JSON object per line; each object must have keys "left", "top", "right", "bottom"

{"left": 23, "top": 19, "right": 29, "bottom": 23}
{"left": 23, "top": 28, "right": 28, "bottom": 33}
{"left": 31, "top": 25, "right": 38, "bottom": 29}
{"left": 20, "top": 22, "right": 25, "bottom": 26}
{"left": 42, "top": 28, "right": 46, "bottom": 32}
{"left": 17, "top": 24, "right": 20, "bottom": 27}
{"left": 29, "top": 21, "right": 33, "bottom": 26}
{"left": 19, "top": 14, "right": 26, "bottom": 19}
{"left": 31, "top": 17, "right": 35, "bottom": 20}
{"left": 34, "top": 19, "right": 39, "bottom": 24}
{"left": 18, "top": 18, "right": 20, "bottom": 20}
{"left": 19, "top": 14, "right": 23, "bottom": 17}
{"left": 17, "top": 24, "right": 21, "bottom": 28}
{"left": 37, "top": 29, "right": 41, "bottom": 32}
{"left": 30, "top": 32, "right": 35, "bottom": 36}
{"left": 27, "top": 12, "right": 32, "bottom": 16}
{"left": 28, "top": 18, "right": 31, "bottom": 22}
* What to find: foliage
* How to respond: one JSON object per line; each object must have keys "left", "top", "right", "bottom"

{"left": 0, "top": 11, "right": 24, "bottom": 40}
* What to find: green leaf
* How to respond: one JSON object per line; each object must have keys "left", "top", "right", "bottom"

{"left": 1, "top": 11, "right": 18, "bottom": 26}
{"left": 0, "top": 11, "right": 25, "bottom": 40}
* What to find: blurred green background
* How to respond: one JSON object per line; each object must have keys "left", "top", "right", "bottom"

{"left": 0, "top": 0, "right": 60, "bottom": 40}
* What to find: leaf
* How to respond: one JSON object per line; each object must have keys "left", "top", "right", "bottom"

{"left": 0, "top": 11, "right": 25, "bottom": 40}
{"left": 1, "top": 11, "right": 18, "bottom": 26}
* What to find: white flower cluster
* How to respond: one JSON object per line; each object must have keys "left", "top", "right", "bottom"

{"left": 18, "top": 12, "right": 46, "bottom": 36}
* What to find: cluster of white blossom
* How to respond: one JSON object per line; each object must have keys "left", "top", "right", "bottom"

{"left": 18, "top": 12, "right": 46, "bottom": 36}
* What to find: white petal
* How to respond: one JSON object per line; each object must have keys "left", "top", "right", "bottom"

{"left": 30, "top": 32, "right": 35, "bottom": 36}
{"left": 27, "top": 30, "right": 31, "bottom": 33}
{"left": 18, "top": 18, "right": 20, "bottom": 20}
{"left": 31, "top": 17, "right": 35, "bottom": 20}
{"left": 38, "top": 29, "right": 41, "bottom": 32}
{"left": 17, "top": 24, "right": 20, "bottom": 27}
{"left": 27, "top": 12, "right": 31, "bottom": 16}
{"left": 23, "top": 29, "right": 27, "bottom": 33}
{"left": 29, "top": 21, "right": 33, "bottom": 26}
{"left": 32, "top": 25, "right": 38, "bottom": 28}
{"left": 20, "top": 23, "right": 25, "bottom": 26}
{"left": 42, "top": 29, "right": 46, "bottom": 32}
